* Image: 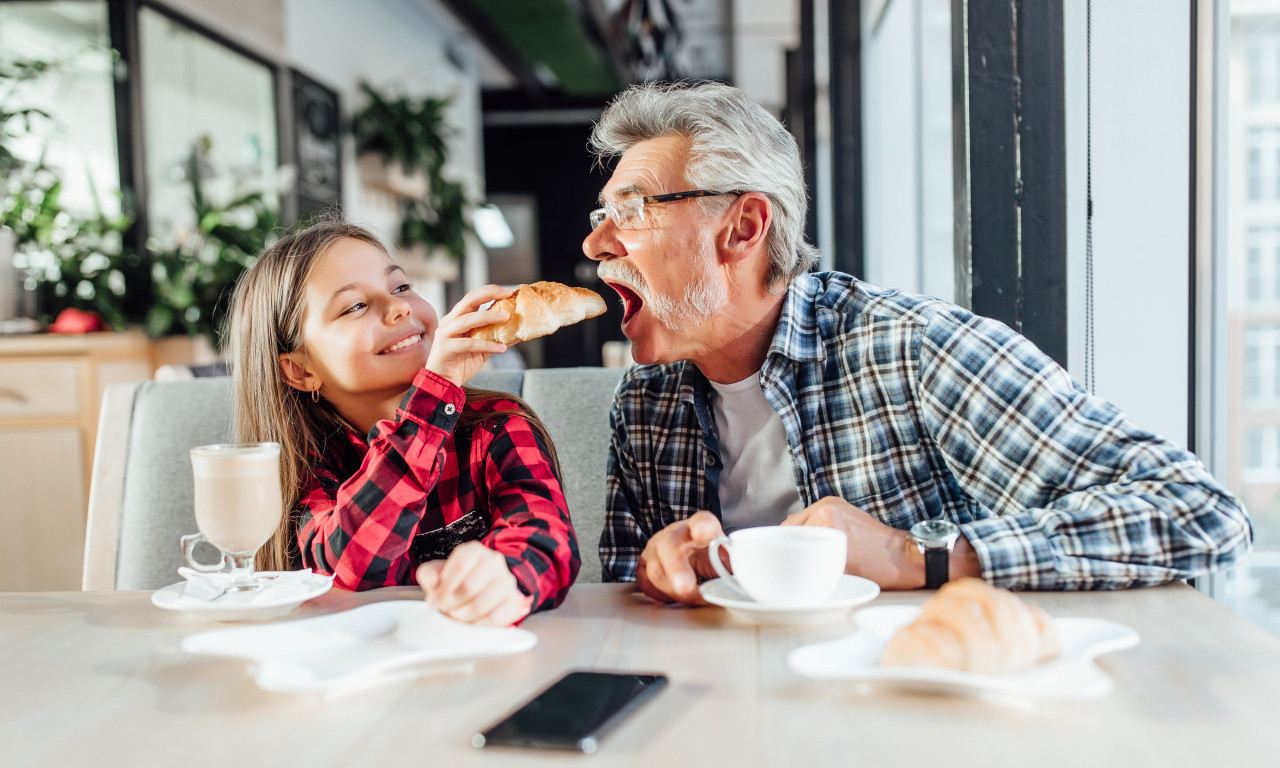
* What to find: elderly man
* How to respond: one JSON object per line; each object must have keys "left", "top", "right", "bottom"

{"left": 582, "top": 81, "right": 1250, "bottom": 604}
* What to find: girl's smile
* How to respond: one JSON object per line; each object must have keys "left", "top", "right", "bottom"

{"left": 380, "top": 332, "right": 425, "bottom": 355}
{"left": 281, "top": 236, "right": 440, "bottom": 430}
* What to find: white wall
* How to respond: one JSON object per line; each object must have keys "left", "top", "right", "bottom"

{"left": 1064, "top": 0, "right": 1193, "bottom": 448}
{"left": 155, "top": 0, "right": 285, "bottom": 61}
{"left": 731, "top": 0, "right": 798, "bottom": 114}
{"left": 860, "top": 0, "right": 954, "bottom": 300}
{"left": 862, "top": 0, "right": 920, "bottom": 291}
{"left": 285, "top": 0, "right": 488, "bottom": 308}
{"left": 151, "top": 0, "right": 490, "bottom": 308}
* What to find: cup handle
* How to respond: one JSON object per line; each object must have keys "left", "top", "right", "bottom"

{"left": 707, "top": 536, "right": 742, "bottom": 593}
{"left": 181, "top": 532, "right": 225, "bottom": 573}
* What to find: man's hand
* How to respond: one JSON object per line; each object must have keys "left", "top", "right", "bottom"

{"left": 783, "top": 496, "right": 923, "bottom": 589}
{"left": 415, "top": 541, "right": 532, "bottom": 626}
{"left": 636, "top": 511, "right": 725, "bottom": 605}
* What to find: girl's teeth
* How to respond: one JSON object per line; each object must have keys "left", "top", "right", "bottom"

{"left": 388, "top": 335, "right": 419, "bottom": 352}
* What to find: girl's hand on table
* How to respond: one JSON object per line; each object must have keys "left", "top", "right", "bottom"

{"left": 415, "top": 541, "right": 532, "bottom": 626}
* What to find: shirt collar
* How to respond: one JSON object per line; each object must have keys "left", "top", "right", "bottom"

{"left": 766, "top": 271, "right": 827, "bottom": 364}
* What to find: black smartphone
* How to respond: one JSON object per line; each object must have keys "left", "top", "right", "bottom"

{"left": 473, "top": 670, "right": 669, "bottom": 754}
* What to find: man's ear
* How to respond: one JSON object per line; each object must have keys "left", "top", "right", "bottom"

{"left": 718, "top": 192, "right": 771, "bottom": 263}
{"left": 278, "top": 351, "right": 321, "bottom": 394}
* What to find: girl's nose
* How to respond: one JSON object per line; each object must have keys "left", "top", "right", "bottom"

{"left": 385, "top": 295, "right": 412, "bottom": 322}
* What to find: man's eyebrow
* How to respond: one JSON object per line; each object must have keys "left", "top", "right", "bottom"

{"left": 599, "top": 182, "right": 646, "bottom": 206}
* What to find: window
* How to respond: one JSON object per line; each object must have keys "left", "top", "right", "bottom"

{"left": 0, "top": 2, "right": 118, "bottom": 218}
{"left": 1245, "top": 25, "right": 1280, "bottom": 104}
{"left": 1247, "top": 245, "right": 1262, "bottom": 302}
{"left": 1220, "top": 5, "right": 1280, "bottom": 637}
{"left": 1243, "top": 326, "right": 1280, "bottom": 407}
{"left": 1245, "top": 128, "right": 1280, "bottom": 202}
{"left": 859, "top": 0, "right": 954, "bottom": 300}
{"left": 1247, "top": 429, "right": 1266, "bottom": 469}
{"left": 138, "top": 6, "right": 279, "bottom": 250}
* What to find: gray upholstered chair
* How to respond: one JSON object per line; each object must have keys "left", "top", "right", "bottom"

{"left": 83, "top": 367, "right": 621, "bottom": 590}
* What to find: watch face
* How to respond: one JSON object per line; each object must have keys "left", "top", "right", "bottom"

{"left": 909, "top": 518, "right": 960, "bottom": 548}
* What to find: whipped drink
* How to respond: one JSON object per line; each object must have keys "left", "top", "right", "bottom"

{"left": 190, "top": 443, "right": 283, "bottom": 554}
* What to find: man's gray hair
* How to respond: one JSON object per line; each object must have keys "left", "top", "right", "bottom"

{"left": 589, "top": 81, "right": 819, "bottom": 287}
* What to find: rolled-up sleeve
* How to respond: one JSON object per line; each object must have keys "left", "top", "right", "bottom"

{"left": 918, "top": 311, "right": 1252, "bottom": 589}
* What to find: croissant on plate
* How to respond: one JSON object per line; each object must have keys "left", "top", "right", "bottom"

{"left": 878, "top": 578, "right": 1062, "bottom": 674}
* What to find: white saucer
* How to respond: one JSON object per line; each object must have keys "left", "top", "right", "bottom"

{"left": 700, "top": 575, "right": 881, "bottom": 625}
{"left": 788, "top": 605, "right": 1140, "bottom": 700}
{"left": 181, "top": 600, "right": 537, "bottom": 692}
{"left": 151, "top": 570, "right": 334, "bottom": 621}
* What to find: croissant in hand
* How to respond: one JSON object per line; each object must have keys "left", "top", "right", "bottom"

{"left": 468, "top": 281, "right": 606, "bottom": 345}
{"left": 879, "top": 578, "right": 1062, "bottom": 674}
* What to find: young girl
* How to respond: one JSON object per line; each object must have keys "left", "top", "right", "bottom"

{"left": 226, "top": 219, "right": 579, "bottom": 626}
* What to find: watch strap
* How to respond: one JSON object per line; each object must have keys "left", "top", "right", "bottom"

{"left": 923, "top": 547, "right": 949, "bottom": 589}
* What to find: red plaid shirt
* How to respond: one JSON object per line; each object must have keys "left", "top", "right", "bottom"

{"left": 294, "top": 369, "right": 579, "bottom": 612}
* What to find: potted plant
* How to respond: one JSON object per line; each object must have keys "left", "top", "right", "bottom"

{"left": 399, "top": 176, "right": 471, "bottom": 282}
{"left": 1, "top": 54, "right": 140, "bottom": 330}
{"left": 348, "top": 82, "right": 474, "bottom": 281}
{"left": 349, "top": 81, "right": 448, "bottom": 199}
{"left": 146, "top": 139, "right": 281, "bottom": 348}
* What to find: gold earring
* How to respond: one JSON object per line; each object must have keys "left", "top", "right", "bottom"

{"left": 311, "top": 388, "right": 319, "bottom": 403}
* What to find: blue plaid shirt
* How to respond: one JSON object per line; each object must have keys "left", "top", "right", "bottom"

{"left": 601, "top": 272, "right": 1252, "bottom": 590}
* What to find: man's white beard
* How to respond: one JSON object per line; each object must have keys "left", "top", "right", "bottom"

{"left": 597, "top": 243, "right": 727, "bottom": 332}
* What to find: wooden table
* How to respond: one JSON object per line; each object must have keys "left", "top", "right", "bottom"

{"left": 3, "top": 583, "right": 1278, "bottom": 767}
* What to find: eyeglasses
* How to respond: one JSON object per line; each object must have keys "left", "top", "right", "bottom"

{"left": 588, "top": 190, "right": 742, "bottom": 231}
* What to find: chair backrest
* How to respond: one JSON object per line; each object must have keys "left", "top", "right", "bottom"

{"left": 84, "top": 367, "right": 622, "bottom": 590}
{"left": 85, "top": 379, "right": 235, "bottom": 590}
{"left": 520, "top": 367, "right": 621, "bottom": 584}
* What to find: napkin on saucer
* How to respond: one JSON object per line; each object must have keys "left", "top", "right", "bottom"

{"left": 177, "top": 568, "right": 326, "bottom": 604}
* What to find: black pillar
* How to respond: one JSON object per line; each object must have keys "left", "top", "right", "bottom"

{"left": 784, "top": 0, "right": 818, "bottom": 249}
{"left": 829, "top": 0, "right": 863, "bottom": 277}
{"left": 953, "top": 0, "right": 1067, "bottom": 366}
{"left": 107, "top": 0, "right": 151, "bottom": 317}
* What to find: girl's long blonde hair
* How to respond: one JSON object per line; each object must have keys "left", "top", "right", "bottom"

{"left": 227, "top": 219, "right": 559, "bottom": 572}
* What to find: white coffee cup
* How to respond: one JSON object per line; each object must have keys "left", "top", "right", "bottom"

{"left": 708, "top": 526, "right": 848, "bottom": 606}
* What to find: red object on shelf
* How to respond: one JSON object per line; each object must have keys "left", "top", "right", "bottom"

{"left": 48, "top": 307, "right": 108, "bottom": 334}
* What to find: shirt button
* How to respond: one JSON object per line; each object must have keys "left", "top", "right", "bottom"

{"left": 705, "top": 454, "right": 717, "bottom": 467}
{"left": 444, "top": 403, "right": 456, "bottom": 415}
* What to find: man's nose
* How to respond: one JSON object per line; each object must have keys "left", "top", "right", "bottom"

{"left": 583, "top": 223, "right": 617, "bottom": 262}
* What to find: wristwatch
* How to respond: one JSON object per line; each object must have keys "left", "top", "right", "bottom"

{"left": 908, "top": 518, "right": 961, "bottom": 589}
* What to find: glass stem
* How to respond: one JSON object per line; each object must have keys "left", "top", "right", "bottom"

{"left": 226, "top": 553, "right": 260, "bottom": 592}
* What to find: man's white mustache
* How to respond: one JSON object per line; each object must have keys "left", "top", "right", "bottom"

{"left": 597, "top": 261, "right": 651, "bottom": 302}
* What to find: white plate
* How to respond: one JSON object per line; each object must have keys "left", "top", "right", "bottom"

{"left": 151, "top": 570, "right": 334, "bottom": 621}
{"left": 700, "top": 575, "right": 881, "bottom": 625}
{"left": 180, "top": 600, "right": 537, "bottom": 692}
{"left": 788, "top": 605, "right": 1140, "bottom": 700}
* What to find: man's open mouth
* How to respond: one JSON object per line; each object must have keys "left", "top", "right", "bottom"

{"left": 606, "top": 282, "right": 643, "bottom": 324}
{"left": 380, "top": 333, "right": 422, "bottom": 354}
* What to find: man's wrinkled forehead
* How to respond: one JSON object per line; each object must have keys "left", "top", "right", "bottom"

{"left": 599, "top": 135, "right": 691, "bottom": 204}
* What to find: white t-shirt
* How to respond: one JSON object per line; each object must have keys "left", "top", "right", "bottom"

{"left": 708, "top": 372, "right": 804, "bottom": 532}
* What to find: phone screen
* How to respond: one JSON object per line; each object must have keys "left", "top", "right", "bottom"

{"left": 473, "top": 670, "right": 669, "bottom": 754}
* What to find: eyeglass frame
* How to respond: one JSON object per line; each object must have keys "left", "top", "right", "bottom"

{"left": 588, "top": 189, "right": 744, "bottom": 231}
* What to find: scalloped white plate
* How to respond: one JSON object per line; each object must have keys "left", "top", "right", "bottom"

{"left": 788, "top": 605, "right": 1139, "bottom": 700}
{"left": 181, "top": 600, "right": 536, "bottom": 692}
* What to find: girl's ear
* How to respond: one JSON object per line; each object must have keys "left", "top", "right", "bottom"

{"left": 278, "top": 352, "right": 321, "bottom": 394}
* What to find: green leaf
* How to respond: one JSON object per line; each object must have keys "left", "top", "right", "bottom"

{"left": 145, "top": 304, "right": 175, "bottom": 338}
